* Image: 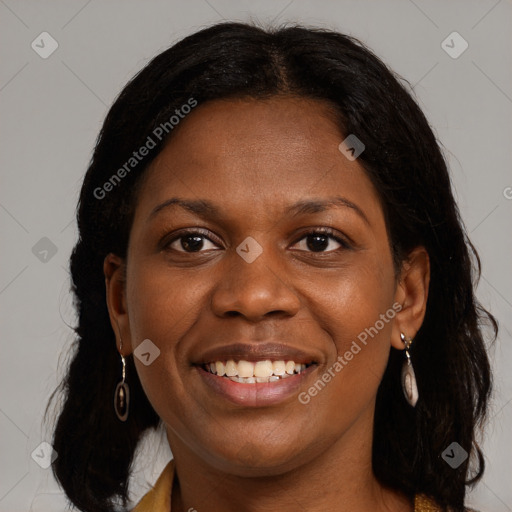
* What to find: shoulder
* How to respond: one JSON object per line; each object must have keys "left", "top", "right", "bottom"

{"left": 414, "top": 494, "right": 443, "bottom": 511}
{"left": 414, "top": 494, "right": 482, "bottom": 512}
{"left": 131, "top": 459, "right": 176, "bottom": 512}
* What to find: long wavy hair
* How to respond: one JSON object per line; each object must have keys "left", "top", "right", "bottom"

{"left": 44, "top": 21, "right": 496, "bottom": 512}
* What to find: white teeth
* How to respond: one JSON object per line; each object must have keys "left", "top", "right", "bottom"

{"left": 237, "top": 360, "right": 255, "bottom": 378}
{"left": 254, "top": 360, "right": 273, "bottom": 378}
{"left": 272, "top": 361, "right": 286, "bottom": 375}
{"left": 204, "top": 359, "right": 310, "bottom": 382}
{"left": 225, "top": 360, "right": 237, "bottom": 377}
{"left": 215, "top": 361, "right": 225, "bottom": 377}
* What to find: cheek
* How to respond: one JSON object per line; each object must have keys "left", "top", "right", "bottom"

{"left": 126, "top": 254, "right": 206, "bottom": 341}
{"left": 299, "top": 256, "right": 396, "bottom": 412}
{"left": 124, "top": 257, "right": 209, "bottom": 422}
{"left": 304, "top": 247, "right": 396, "bottom": 344}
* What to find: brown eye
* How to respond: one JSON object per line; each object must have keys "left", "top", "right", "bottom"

{"left": 292, "top": 229, "right": 350, "bottom": 253}
{"left": 165, "top": 230, "right": 220, "bottom": 253}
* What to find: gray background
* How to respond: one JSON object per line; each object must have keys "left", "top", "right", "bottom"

{"left": 1, "top": 0, "right": 511, "bottom": 510}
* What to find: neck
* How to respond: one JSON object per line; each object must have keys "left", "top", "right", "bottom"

{"left": 167, "top": 404, "right": 412, "bottom": 512}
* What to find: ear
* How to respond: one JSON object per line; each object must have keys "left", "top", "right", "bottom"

{"left": 391, "top": 246, "right": 430, "bottom": 350}
{"left": 104, "top": 253, "right": 133, "bottom": 355}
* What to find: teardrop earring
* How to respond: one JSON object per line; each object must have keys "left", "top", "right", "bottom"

{"left": 400, "top": 332, "right": 418, "bottom": 407}
{"left": 114, "top": 338, "right": 130, "bottom": 422}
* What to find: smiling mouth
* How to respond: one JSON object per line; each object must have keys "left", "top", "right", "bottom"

{"left": 200, "top": 359, "right": 315, "bottom": 384}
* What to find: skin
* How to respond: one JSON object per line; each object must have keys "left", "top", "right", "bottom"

{"left": 104, "top": 96, "right": 430, "bottom": 512}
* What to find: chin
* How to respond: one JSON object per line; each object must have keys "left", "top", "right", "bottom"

{"left": 205, "top": 441, "right": 311, "bottom": 477}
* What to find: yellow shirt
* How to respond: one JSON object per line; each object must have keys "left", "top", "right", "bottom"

{"left": 131, "top": 458, "right": 447, "bottom": 512}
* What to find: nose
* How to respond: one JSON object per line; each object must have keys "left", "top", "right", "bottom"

{"left": 210, "top": 241, "right": 302, "bottom": 322}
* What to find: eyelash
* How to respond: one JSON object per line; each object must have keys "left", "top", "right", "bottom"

{"left": 163, "top": 227, "right": 351, "bottom": 254}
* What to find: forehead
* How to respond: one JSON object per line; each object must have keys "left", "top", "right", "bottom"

{"left": 134, "top": 96, "right": 382, "bottom": 225}
{"left": 155, "top": 96, "right": 344, "bottom": 164}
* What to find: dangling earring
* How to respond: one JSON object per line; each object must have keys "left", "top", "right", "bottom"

{"left": 114, "top": 338, "right": 130, "bottom": 422}
{"left": 400, "top": 332, "right": 418, "bottom": 407}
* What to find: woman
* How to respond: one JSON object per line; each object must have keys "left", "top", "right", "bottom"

{"left": 45, "top": 22, "right": 496, "bottom": 512}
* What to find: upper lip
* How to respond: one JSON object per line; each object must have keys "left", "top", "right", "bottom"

{"left": 192, "top": 342, "right": 318, "bottom": 365}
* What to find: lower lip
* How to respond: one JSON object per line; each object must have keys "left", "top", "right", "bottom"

{"left": 195, "top": 365, "right": 317, "bottom": 407}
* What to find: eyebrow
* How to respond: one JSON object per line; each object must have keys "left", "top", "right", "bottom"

{"left": 148, "top": 196, "right": 370, "bottom": 225}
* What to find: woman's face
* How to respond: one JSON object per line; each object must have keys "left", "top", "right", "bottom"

{"left": 108, "top": 96, "right": 415, "bottom": 476}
